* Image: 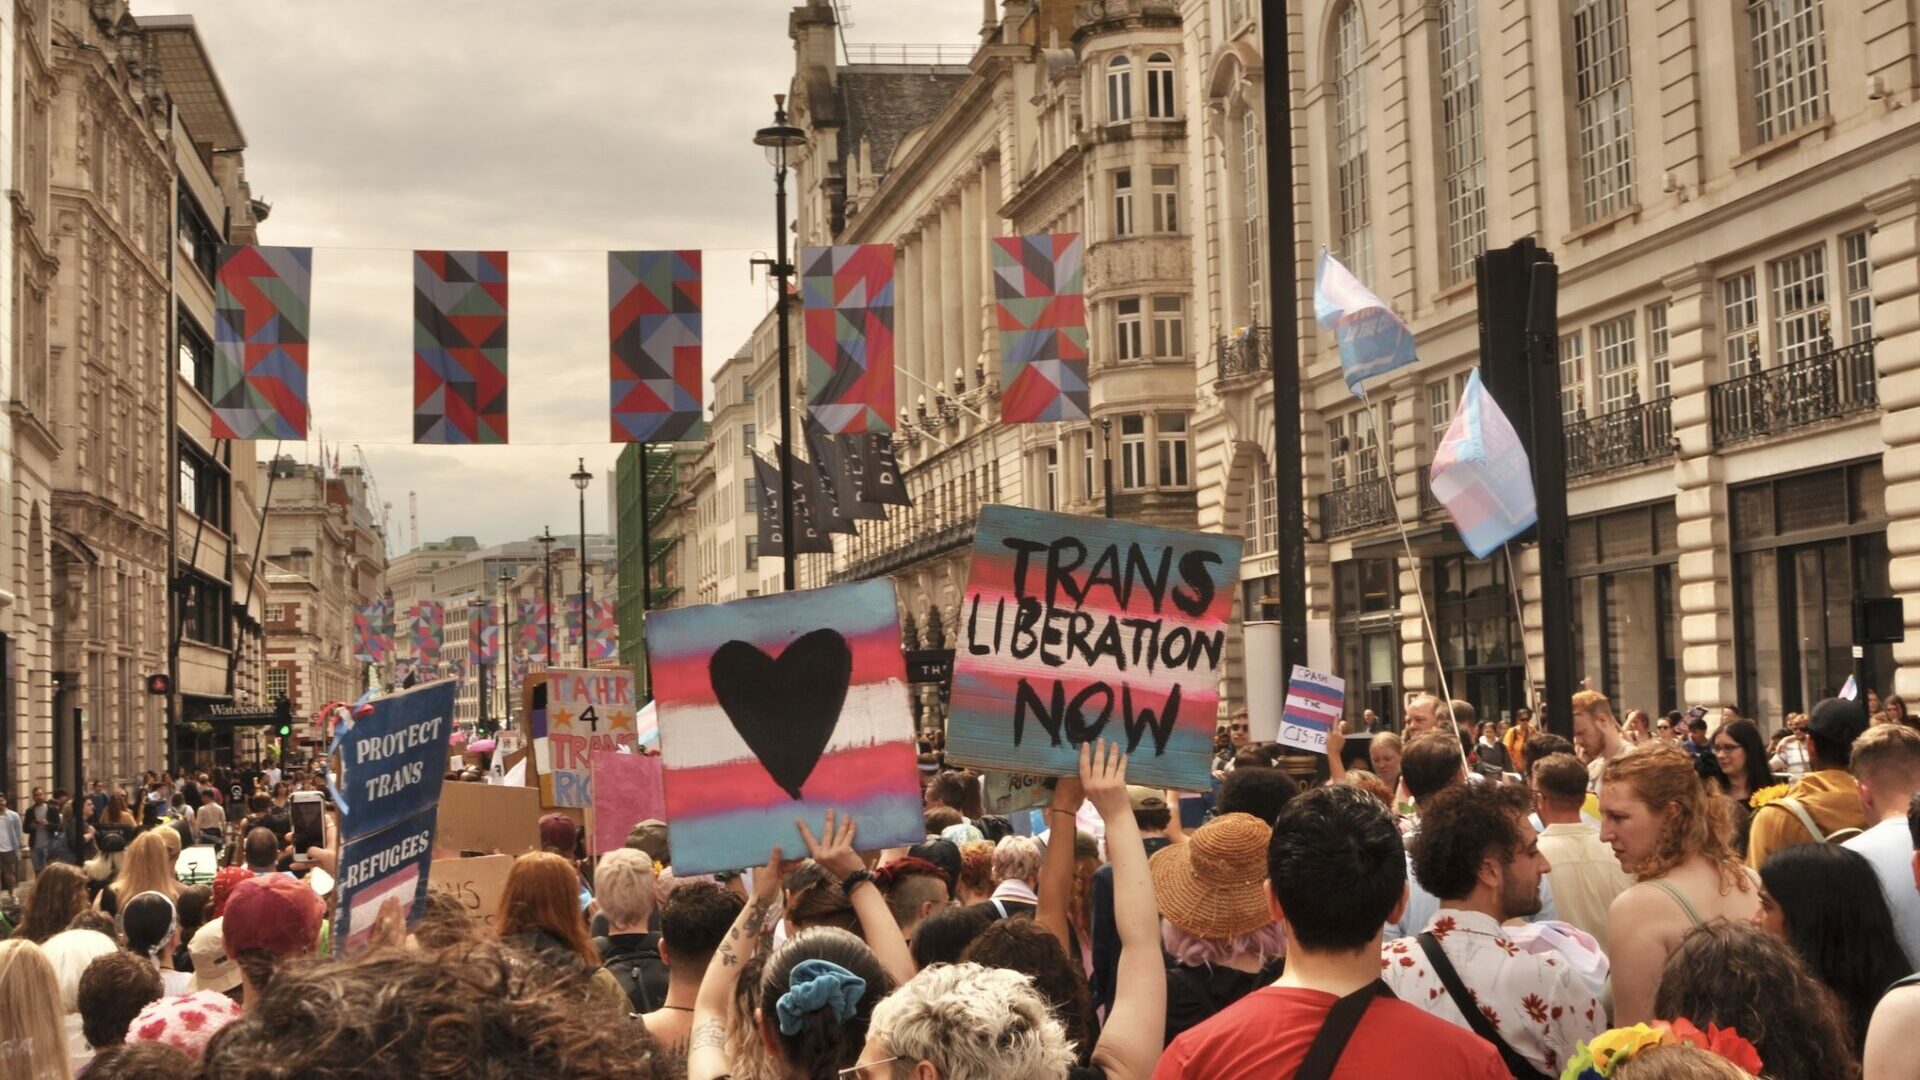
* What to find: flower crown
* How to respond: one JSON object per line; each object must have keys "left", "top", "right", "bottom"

{"left": 1562, "top": 1019, "right": 1762, "bottom": 1079}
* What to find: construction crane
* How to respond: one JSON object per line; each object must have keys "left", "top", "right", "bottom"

{"left": 409, "top": 491, "right": 419, "bottom": 554}
{"left": 349, "top": 444, "right": 391, "bottom": 558}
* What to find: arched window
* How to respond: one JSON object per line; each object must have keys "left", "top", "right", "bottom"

{"left": 1146, "top": 53, "right": 1176, "bottom": 119}
{"left": 1331, "top": 3, "right": 1372, "bottom": 283}
{"left": 1106, "top": 55, "right": 1133, "bottom": 123}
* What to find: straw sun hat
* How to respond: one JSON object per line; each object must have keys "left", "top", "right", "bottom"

{"left": 1149, "top": 812, "right": 1274, "bottom": 940}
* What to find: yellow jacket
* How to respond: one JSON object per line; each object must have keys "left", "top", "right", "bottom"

{"left": 1746, "top": 769, "right": 1866, "bottom": 870}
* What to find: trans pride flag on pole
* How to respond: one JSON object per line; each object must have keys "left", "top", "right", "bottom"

{"left": 1429, "top": 368, "right": 1538, "bottom": 559}
{"left": 1313, "top": 250, "right": 1418, "bottom": 395}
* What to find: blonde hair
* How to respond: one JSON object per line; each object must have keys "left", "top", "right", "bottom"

{"left": 0, "top": 938, "right": 75, "bottom": 1080}
{"left": 1571, "top": 689, "right": 1617, "bottom": 724}
{"left": 990, "top": 836, "right": 1043, "bottom": 886}
{"left": 593, "top": 848, "right": 656, "bottom": 930}
{"left": 111, "top": 830, "right": 181, "bottom": 905}
{"left": 1603, "top": 745, "right": 1747, "bottom": 893}
{"left": 1851, "top": 723, "right": 1920, "bottom": 788}
{"left": 868, "top": 963, "right": 1075, "bottom": 1080}
{"left": 41, "top": 929, "right": 118, "bottom": 1012}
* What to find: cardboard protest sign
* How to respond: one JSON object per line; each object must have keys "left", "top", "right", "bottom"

{"left": 1277, "top": 666, "right": 1345, "bottom": 755}
{"left": 982, "top": 771, "right": 1052, "bottom": 816}
{"left": 334, "top": 680, "right": 456, "bottom": 952}
{"left": 540, "top": 667, "right": 640, "bottom": 807}
{"left": 436, "top": 780, "right": 541, "bottom": 855}
{"left": 945, "top": 505, "right": 1242, "bottom": 790}
{"left": 429, "top": 854, "right": 514, "bottom": 933}
{"left": 645, "top": 580, "right": 924, "bottom": 875}
{"left": 590, "top": 749, "right": 666, "bottom": 856}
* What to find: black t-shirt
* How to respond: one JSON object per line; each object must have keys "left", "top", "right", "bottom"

{"left": 1164, "top": 957, "right": 1284, "bottom": 1045}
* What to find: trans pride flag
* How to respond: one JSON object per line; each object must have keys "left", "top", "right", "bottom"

{"left": 1429, "top": 368, "right": 1538, "bottom": 558}
{"left": 645, "top": 580, "right": 923, "bottom": 875}
{"left": 1314, "top": 250, "right": 1418, "bottom": 395}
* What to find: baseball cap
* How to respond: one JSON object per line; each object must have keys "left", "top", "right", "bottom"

{"left": 186, "top": 919, "right": 242, "bottom": 995}
{"left": 1806, "top": 697, "right": 1869, "bottom": 747}
{"left": 222, "top": 875, "right": 324, "bottom": 959}
{"left": 1126, "top": 785, "right": 1169, "bottom": 812}
{"left": 625, "top": 819, "right": 670, "bottom": 865}
{"left": 539, "top": 811, "right": 579, "bottom": 853}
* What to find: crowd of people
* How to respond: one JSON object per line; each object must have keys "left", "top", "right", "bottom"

{"left": 2, "top": 689, "right": 1918, "bottom": 1079}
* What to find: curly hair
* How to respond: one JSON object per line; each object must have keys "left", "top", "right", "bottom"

{"left": 956, "top": 840, "right": 996, "bottom": 898}
{"left": 1604, "top": 745, "right": 1747, "bottom": 893}
{"left": 78, "top": 949, "right": 165, "bottom": 1049}
{"left": 909, "top": 904, "right": 995, "bottom": 970}
{"left": 990, "top": 835, "right": 1042, "bottom": 885}
{"left": 961, "top": 917, "right": 1093, "bottom": 1062}
{"left": 868, "top": 963, "right": 1076, "bottom": 1080}
{"left": 1653, "top": 921, "right": 1859, "bottom": 1080}
{"left": 759, "top": 928, "right": 894, "bottom": 1080}
{"left": 82, "top": 1040, "right": 201, "bottom": 1080}
{"left": 1409, "top": 780, "right": 1534, "bottom": 901}
{"left": 16, "top": 863, "right": 90, "bottom": 944}
{"left": 199, "top": 939, "right": 665, "bottom": 1079}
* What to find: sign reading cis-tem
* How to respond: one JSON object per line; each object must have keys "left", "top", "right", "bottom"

{"left": 944, "top": 505, "right": 1243, "bottom": 791}
{"left": 1277, "top": 666, "right": 1345, "bottom": 756}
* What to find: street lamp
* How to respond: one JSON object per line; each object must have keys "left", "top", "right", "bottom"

{"left": 571, "top": 457, "right": 593, "bottom": 667}
{"left": 469, "top": 597, "right": 489, "bottom": 735}
{"left": 497, "top": 567, "right": 513, "bottom": 729}
{"left": 754, "top": 94, "right": 806, "bottom": 592}
{"left": 537, "top": 527, "right": 556, "bottom": 669}
{"left": 1100, "top": 416, "right": 1114, "bottom": 519}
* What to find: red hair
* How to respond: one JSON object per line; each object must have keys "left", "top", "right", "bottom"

{"left": 495, "top": 852, "right": 598, "bottom": 966}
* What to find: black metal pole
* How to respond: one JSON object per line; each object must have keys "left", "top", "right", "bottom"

{"left": 1526, "top": 260, "right": 1574, "bottom": 734}
{"left": 500, "top": 590, "right": 513, "bottom": 727}
{"left": 1100, "top": 417, "right": 1114, "bottom": 518}
{"left": 578, "top": 478, "right": 590, "bottom": 668}
{"left": 1262, "top": 0, "right": 1308, "bottom": 678}
{"left": 774, "top": 151, "right": 798, "bottom": 592}
{"left": 541, "top": 527, "right": 555, "bottom": 668}
{"left": 639, "top": 444, "right": 654, "bottom": 610}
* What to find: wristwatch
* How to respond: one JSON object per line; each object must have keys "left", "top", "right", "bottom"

{"left": 840, "top": 868, "right": 877, "bottom": 896}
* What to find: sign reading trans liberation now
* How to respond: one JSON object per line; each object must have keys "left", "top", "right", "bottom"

{"left": 945, "top": 506, "right": 1243, "bottom": 791}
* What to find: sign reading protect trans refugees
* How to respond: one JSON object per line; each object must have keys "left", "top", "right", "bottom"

{"left": 944, "top": 505, "right": 1242, "bottom": 791}
{"left": 334, "top": 680, "right": 456, "bottom": 953}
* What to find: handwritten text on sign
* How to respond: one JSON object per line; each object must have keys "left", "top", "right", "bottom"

{"left": 339, "top": 681, "right": 456, "bottom": 843}
{"left": 1278, "top": 666, "right": 1345, "bottom": 756}
{"left": 946, "top": 505, "right": 1243, "bottom": 790}
{"left": 544, "top": 667, "right": 639, "bottom": 807}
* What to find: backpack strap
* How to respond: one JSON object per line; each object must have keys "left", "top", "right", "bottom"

{"left": 1416, "top": 933, "right": 1552, "bottom": 1080}
{"left": 1765, "top": 796, "right": 1828, "bottom": 844}
{"left": 1294, "top": 980, "right": 1395, "bottom": 1080}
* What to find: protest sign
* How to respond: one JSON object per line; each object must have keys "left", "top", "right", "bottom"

{"left": 540, "top": 667, "right": 640, "bottom": 807}
{"left": 429, "top": 854, "right": 514, "bottom": 933}
{"left": 982, "top": 771, "right": 1052, "bottom": 816}
{"left": 436, "top": 780, "right": 541, "bottom": 855}
{"left": 945, "top": 505, "right": 1243, "bottom": 790}
{"left": 645, "top": 580, "right": 923, "bottom": 875}
{"left": 589, "top": 749, "right": 666, "bottom": 856}
{"left": 1277, "top": 666, "right": 1345, "bottom": 755}
{"left": 334, "top": 680, "right": 457, "bottom": 952}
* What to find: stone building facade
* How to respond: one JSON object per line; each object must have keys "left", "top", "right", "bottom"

{"left": 1186, "top": 0, "right": 1920, "bottom": 727}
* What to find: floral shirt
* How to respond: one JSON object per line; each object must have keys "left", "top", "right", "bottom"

{"left": 1380, "top": 908, "right": 1604, "bottom": 1077}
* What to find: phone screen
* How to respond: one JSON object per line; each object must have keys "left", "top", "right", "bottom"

{"left": 290, "top": 796, "right": 324, "bottom": 860}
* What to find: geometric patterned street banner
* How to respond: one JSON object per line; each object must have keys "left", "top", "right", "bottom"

{"left": 801, "top": 244, "right": 895, "bottom": 435}
{"left": 468, "top": 602, "right": 501, "bottom": 667}
{"left": 610, "top": 250, "right": 704, "bottom": 443}
{"left": 210, "top": 245, "right": 313, "bottom": 439}
{"left": 517, "top": 600, "right": 550, "bottom": 663}
{"left": 993, "top": 233, "right": 1088, "bottom": 423}
{"left": 587, "top": 599, "right": 618, "bottom": 662}
{"left": 353, "top": 600, "right": 393, "bottom": 663}
{"left": 410, "top": 601, "right": 444, "bottom": 666}
{"left": 414, "top": 250, "right": 509, "bottom": 445}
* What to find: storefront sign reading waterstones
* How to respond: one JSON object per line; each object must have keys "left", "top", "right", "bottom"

{"left": 334, "top": 680, "right": 457, "bottom": 953}
{"left": 944, "top": 505, "right": 1243, "bottom": 791}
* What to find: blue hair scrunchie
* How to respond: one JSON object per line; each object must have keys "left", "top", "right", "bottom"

{"left": 774, "top": 959, "right": 868, "bottom": 1036}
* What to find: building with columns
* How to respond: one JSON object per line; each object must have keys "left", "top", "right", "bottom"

{"left": 1186, "top": 0, "right": 1920, "bottom": 728}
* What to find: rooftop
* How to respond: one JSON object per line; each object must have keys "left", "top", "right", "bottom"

{"left": 135, "top": 15, "right": 246, "bottom": 151}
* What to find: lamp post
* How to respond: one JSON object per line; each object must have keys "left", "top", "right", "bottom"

{"left": 497, "top": 568, "right": 513, "bottom": 729}
{"left": 571, "top": 458, "right": 593, "bottom": 667}
{"left": 1100, "top": 416, "right": 1114, "bottom": 519}
{"left": 469, "top": 598, "right": 489, "bottom": 735}
{"left": 537, "top": 527, "right": 556, "bottom": 669}
{"left": 754, "top": 95, "right": 806, "bottom": 593}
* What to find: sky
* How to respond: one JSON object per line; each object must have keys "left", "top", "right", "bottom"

{"left": 141, "top": 0, "right": 980, "bottom": 552}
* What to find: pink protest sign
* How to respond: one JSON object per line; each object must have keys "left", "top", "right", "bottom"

{"left": 590, "top": 749, "right": 666, "bottom": 856}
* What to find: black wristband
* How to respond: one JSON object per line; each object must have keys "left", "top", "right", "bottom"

{"left": 840, "top": 868, "right": 876, "bottom": 896}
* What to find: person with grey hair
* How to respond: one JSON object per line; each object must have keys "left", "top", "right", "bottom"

{"left": 970, "top": 835, "right": 1041, "bottom": 921}
{"left": 861, "top": 963, "right": 1077, "bottom": 1080}
{"left": 590, "top": 847, "right": 667, "bottom": 1013}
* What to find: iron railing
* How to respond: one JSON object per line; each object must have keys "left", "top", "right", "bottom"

{"left": 1417, "top": 467, "right": 1443, "bottom": 517}
{"left": 1215, "top": 327, "right": 1272, "bottom": 383}
{"left": 1566, "top": 396, "right": 1675, "bottom": 478}
{"left": 1711, "top": 339, "right": 1877, "bottom": 445}
{"left": 1320, "top": 477, "right": 1395, "bottom": 538}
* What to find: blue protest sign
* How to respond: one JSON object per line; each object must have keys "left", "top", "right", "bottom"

{"left": 335, "top": 807, "right": 437, "bottom": 953}
{"left": 338, "top": 680, "right": 457, "bottom": 841}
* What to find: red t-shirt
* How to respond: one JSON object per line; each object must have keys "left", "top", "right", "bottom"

{"left": 1152, "top": 985, "right": 1508, "bottom": 1080}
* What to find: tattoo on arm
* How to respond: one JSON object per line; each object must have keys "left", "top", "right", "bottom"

{"left": 689, "top": 1019, "right": 728, "bottom": 1053}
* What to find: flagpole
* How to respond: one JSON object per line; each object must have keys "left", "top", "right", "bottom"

{"left": 1357, "top": 389, "right": 1467, "bottom": 769}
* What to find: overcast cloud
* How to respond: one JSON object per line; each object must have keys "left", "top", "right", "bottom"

{"left": 140, "top": 0, "right": 978, "bottom": 550}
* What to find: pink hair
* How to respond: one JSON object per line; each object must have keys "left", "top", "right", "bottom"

{"left": 1160, "top": 918, "right": 1288, "bottom": 967}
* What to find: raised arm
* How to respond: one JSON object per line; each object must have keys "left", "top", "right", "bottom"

{"left": 1325, "top": 721, "right": 1349, "bottom": 783}
{"left": 1036, "top": 773, "right": 1085, "bottom": 955}
{"left": 800, "top": 810, "right": 915, "bottom": 988}
{"left": 688, "top": 848, "right": 783, "bottom": 1080}
{"left": 1083, "top": 741, "right": 1167, "bottom": 1080}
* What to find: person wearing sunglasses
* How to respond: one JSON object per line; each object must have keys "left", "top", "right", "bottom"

{"left": 1212, "top": 710, "right": 1253, "bottom": 782}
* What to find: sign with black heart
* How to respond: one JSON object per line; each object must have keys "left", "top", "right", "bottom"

{"left": 643, "top": 579, "right": 926, "bottom": 875}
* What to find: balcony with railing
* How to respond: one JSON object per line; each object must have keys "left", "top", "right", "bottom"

{"left": 1214, "top": 327, "right": 1272, "bottom": 384}
{"left": 829, "top": 457, "right": 1001, "bottom": 584}
{"left": 1711, "top": 334, "right": 1877, "bottom": 446}
{"left": 1417, "top": 467, "right": 1443, "bottom": 517}
{"left": 1566, "top": 396, "right": 1675, "bottom": 479}
{"left": 1320, "top": 477, "right": 1394, "bottom": 538}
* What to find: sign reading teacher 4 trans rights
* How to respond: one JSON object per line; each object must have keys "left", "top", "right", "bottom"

{"left": 538, "top": 667, "right": 640, "bottom": 808}
{"left": 334, "top": 679, "right": 456, "bottom": 953}
{"left": 946, "top": 505, "right": 1242, "bottom": 791}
